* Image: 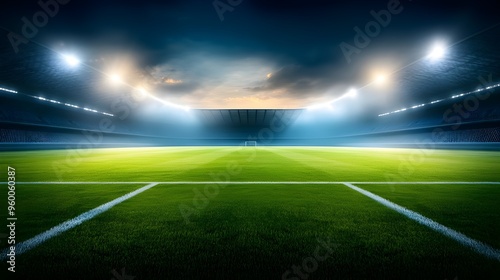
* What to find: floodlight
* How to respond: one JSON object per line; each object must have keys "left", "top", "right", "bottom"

{"left": 375, "top": 74, "right": 387, "bottom": 85}
{"left": 0, "top": 87, "right": 17, "bottom": 94}
{"left": 427, "top": 42, "right": 446, "bottom": 60}
{"left": 62, "top": 54, "right": 80, "bottom": 67}
{"left": 347, "top": 88, "right": 357, "bottom": 97}
{"left": 110, "top": 74, "right": 123, "bottom": 84}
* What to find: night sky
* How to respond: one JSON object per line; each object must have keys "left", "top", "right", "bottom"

{"left": 1, "top": 0, "right": 499, "bottom": 109}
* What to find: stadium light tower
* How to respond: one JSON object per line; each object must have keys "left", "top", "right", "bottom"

{"left": 62, "top": 54, "right": 80, "bottom": 67}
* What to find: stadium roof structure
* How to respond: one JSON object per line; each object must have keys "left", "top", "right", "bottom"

{"left": 193, "top": 109, "right": 303, "bottom": 126}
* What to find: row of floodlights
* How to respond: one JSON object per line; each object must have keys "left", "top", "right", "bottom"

{"left": 0, "top": 87, "right": 18, "bottom": 94}
{"left": 378, "top": 83, "right": 500, "bottom": 117}
{"left": 0, "top": 86, "right": 114, "bottom": 117}
{"left": 32, "top": 95, "right": 114, "bottom": 116}
{"left": 306, "top": 42, "right": 448, "bottom": 110}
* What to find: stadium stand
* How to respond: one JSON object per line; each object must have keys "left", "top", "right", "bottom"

{"left": 1, "top": 86, "right": 499, "bottom": 148}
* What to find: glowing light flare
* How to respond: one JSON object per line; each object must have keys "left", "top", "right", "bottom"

{"left": 62, "top": 54, "right": 81, "bottom": 67}
{"left": 374, "top": 74, "right": 387, "bottom": 85}
{"left": 306, "top": 104, "right": 325, "bottom": 110}
{"left": 427, "top": 42, "right": 446, "bottom": 60}
{"left": 347, "top": 88, "right": 358, "bottom": 97}
{"left": 135, "top": 87, "right": 149, "bottom": 97}
{"left": 56, "top": 51, "right": 195, "bottom": 112}
{"left": 110, "top": 74, "right": 123, "bottom": 85}
{"left": 0, "top": 87, "right": 18, "bottom": 94}
{"left": 139, "top": 89, "right": 190, "bottom": 111}
{"left": 306, "top": 88, "right": 358, "bottom": 110}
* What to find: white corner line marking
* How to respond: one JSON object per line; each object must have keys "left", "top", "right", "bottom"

{"left": 342, "top": 182, "right": 500, "bottom": 262}
{"left": 0, "top": 182, "right": 159, "bottom": 260}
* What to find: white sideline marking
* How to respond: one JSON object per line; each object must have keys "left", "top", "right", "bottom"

{"left": 1, "top": 181, "right": 500, "bottom": 185}
{"left": 350, "top": 182, "right": 500, "bottom": 185}
{"left": 342, "top": 182, "right": 500, "bottom": 262}
{"left": 0, "top": 182, "right": 158, "bottom": 260}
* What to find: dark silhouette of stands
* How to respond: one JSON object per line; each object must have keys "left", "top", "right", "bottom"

{"left": 1, "top": 88, "right": 499, "bottom": 148}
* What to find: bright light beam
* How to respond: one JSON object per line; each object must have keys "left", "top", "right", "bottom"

{"left": 307, "top": 88, "right": 357, "bottom": 110}
{"left": 62, "top": 54, "right": 80, "bottom": 67}
{"left": 347, "top": 88, "right": 357, "bottom": 97}
{"left": 133, "top": 87, "right": 190, "bottom": 111}
{"left": 110, "top": 74, "right": 123, "bottom": 84}
{"left": 427, "top": 42, "right": 446, "bottom": 60}
{"left": 375, "top": 74, "right": 387, "bottom": 85}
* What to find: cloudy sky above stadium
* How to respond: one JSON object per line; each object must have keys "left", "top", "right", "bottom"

{"left": 1, "top": 0, "right": 498, "bottom": 108}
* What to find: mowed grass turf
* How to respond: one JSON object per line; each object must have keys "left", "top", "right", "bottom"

{"left": 0, "top": 184, "right": 147, "bottom": 242}
{"left": 1, "top": 147, "right": 500, "bottom": 279}
{"left": 4, "top": 184, "right": 500, "bottom": 279}
{"left": 0, "top": 146, "right": 499, "bottom": 182}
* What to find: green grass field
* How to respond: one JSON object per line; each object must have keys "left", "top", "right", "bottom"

{"left": 1, "top": 147, "right": 500, "bottom": 279}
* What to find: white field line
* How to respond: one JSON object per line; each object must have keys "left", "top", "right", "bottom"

{"left": 342, "top": 182, "right": 500, "bottom": 262}
{"left": 1, "top": 181, "right": 500, "bottom": 185}
{"left": 0, "top": 182, "right": 159, "bottom": 260}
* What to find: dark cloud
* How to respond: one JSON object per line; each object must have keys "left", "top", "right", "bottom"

{"left": 247, "top": 65, "right": 335, "bottom": 95}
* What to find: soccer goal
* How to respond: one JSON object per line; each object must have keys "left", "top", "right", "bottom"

{"left": 244, "top": 141, "right": 257, "bottom": 147}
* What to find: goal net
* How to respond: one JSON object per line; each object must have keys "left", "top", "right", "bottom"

{"left": 244, "top": 141, "right": 257, "bottom": 147}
